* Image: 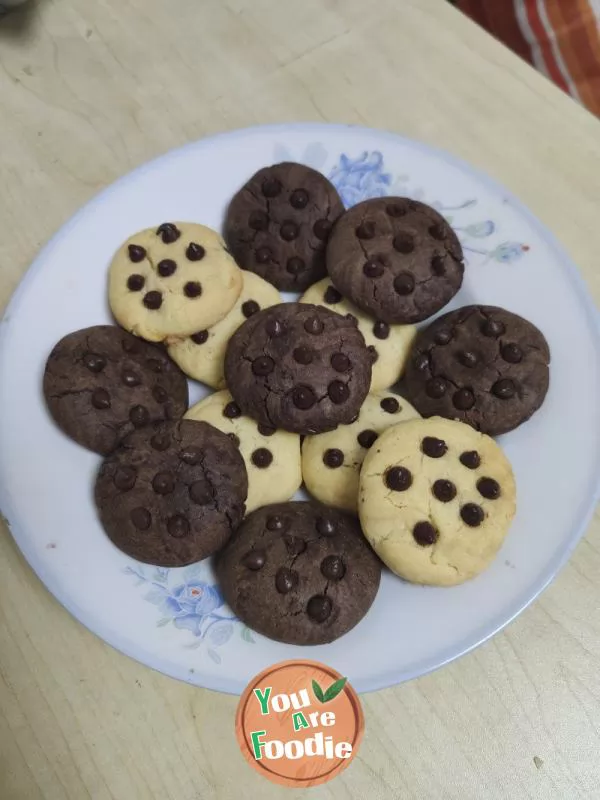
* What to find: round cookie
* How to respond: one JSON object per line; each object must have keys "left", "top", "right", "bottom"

{"left": 43, "top": 325, "right": 189, "bottom": 455}
{"left": 167, "top": 272, "right": 281, "bottom": 388}
{"left": 326, "top": 197, "right": 464, "bottom": 324}
{"left": 224, "top": 162, "right": 344, "bottom": 292}
{"left": 216, "top": 501, "right": 381, "bottom": 644}
{"left": 224, "top": 302, "right": 372, "bottom": 434}
{"left": 109, "top": 222, "right": 243, "bottom": 342}
{"left": 300, "top": 278, "right": 416, "bottom": 391}
{"left": 404, "top": 305, "right": 551, "bottom": 436}
{"left": 185, "top": 390, "right": 301, "bottom": 513}
{"left": 302, "top": 391, "right": 420, "bottom": 513}
{"left": 95, "top": 419, "right": 248, "bottom": 566}
{"left": 359, "top": 417, "right": 516, "bottom": 586}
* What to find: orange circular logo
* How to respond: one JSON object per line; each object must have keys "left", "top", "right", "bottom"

{"left": 235, "top": 660, "right": 364, "bottom": 788}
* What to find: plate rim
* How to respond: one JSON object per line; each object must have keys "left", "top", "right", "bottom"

{"left": 1, "top": 121, "right": 600, "bottom": 694}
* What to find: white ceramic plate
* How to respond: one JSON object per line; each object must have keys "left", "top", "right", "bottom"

{"left": 1, "top": 124, "right": 599, "bottom": 695}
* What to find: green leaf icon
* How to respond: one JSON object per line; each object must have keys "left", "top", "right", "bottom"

{"left": 323, "top": 677, "right": 347, "bottom": 703}
{"left": 312, "top": 679, "right": 325, "bottom": 703}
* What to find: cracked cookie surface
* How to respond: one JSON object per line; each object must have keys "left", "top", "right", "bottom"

{"left": 224, "top": 162, "right": 344, "bottom": 292}
{"left": 404, "top": 305, "right": 550, "bottom": 435}
{"left": 43, "top": 325, "right": 189, "bottom": 455}
{"left": 109, "top": 222, "right": 242, "bottom": 341}
{"left": 326, "top": 197, "right": 464, "bottom": 324}
{"left": 358, "top": 417, "right": 516, "bottom": 586}
{"left": 216, "top": 501, "right": 382, "bottom": 644}
{"left": 224, "top": 302, "right": 372, "bottom": 434}
{"left": 95, "top": 419, "right": 248, "bottom": 566}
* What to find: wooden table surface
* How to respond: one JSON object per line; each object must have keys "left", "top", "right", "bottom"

{"left": 1, "top": 1, "right": 600, "bottom": 798}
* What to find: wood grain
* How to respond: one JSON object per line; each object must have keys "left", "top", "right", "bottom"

{"left": 1, "top": 0, "right": 600, "bottom": 797}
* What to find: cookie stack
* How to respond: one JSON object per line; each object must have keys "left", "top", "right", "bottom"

{"left": 43, "top": 161, "right": 550, "bottom": 647}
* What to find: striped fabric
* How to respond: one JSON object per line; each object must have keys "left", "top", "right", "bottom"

{"left": 458, "top": 0, "right": 600, "bottom": 115}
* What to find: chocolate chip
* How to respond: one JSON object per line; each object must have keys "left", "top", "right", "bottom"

{"left": 242, "top": 300, "right": 260, "bottom": 318}
{"left": 328, "top": 381, "right": 349, "bottom": 404}
{"left": 191, "top": 330, "right": 208, "bottom": 345}
{"left": 267, "top": 515, "right": 286, "bottom": 531}
{"left": 122, "top": 369, "right": 141, "bottom": 387}
{"left": 307, "top": 595, "right": 333, "bottom": 622}
{"left": 180, "top": 446, "right": 201, "bottom": 464}
{"left": 127, "top": 274, "right": 145, "bottom": 291}
{"left": 256, "top": 247, "right": 272, "bottom": 264}
{"left": 83, "top": 353, "right": 106, "bottom": 373}
{"left": 413, "top": 353, "right": 429, "bottom": 371}
{"left": 265, "top": 318, "right": 284, "bottom": 337}
{"left": 156, "top": 223, "right": 180, "bottom": 243}
{"left": 331, "top": 353, "right": 351, "bottom": 372}
{"left": 91, "top": 388, "right": 111, "bottom": 410}
{"left": 492, "top": 378, "right": 516, "bottom": 399}
{"left": 357, "top": 429, "right": 378, "bottom": 449}
{"left": 184, "top": 281, "right": 202, "bottom": 298}
{"left": 128, "top": 244, "right": 146, "bottom": 263}
{"left": 129, "top": 405, "right": 149, "bottom": 427}
{"left": 461, "top": 503, "right": 484, "bottom": 527}
{"left": 223, "top": 401, "right": 242, "bottom": 418}
{"left": 413, "top": 521, "right": 438, "bottom": 546}
{"left": 304, "top": 316, "right": 324, "bottom": 335}
{"left": 286, "top": 257, "right": 305, "bottom": 274}
{"left": 432, "top": 479, "right": 456, "bottom": 502}
{"left": 146, "top": 359, "right": 163, "bottom": 373}
{"left": 143, "top": 291, "right": 163, "bottom": 310}
{"left": 186, "top": 242, "right": 205, "bottom": 261}
{"left": 321, "top": 555, "right": 345, "bottom": 581}
{"left": 453, "top": 388, "right": 475, "bottom": 410}
{"left": 258, "top": 423, "right": 276, "bottom": 436}
{"left": 501, "top": 343, "right": 523, "bottom": 363}
{"left": 380, "top": 396, "right": 400, "bottom": 413}
{"left": 368, "top": 345, "right": 378, "bottom": 362}
{"left": 356, "top": 221, "right": 375, "bottom": 239}
{"left": 316, "top": 517, "right": 337, "bottom": 536}
{"left": 152, "top": 471, "right": 174, "bottom": 495}
{"left": 429, "top": 223, "right": 445, "bottom": 241}
{"left": 249, "top": 210, "right": 269, "bottom": 231}
{"left": 458, "top": 351, "right": 478, "bottom": 368}
{"left": 243, "top": 549, "right": 266, "bottom": 570}
{"left": 190, "top": 480, "right": 212, "bottom": 505}
{"left": 290, "top": 188, "right": 309, "bottom": 209}
{"left": 364, "top": 260, "right": 384, "bottom": 278}
{"left": 168, "top": 515, "right": 190, "bottom": 538}
{"left": 431, "top": 255, "right": 446, "bottom": 275}
{"left": 421, "top": 436, "right": 447, "bottom": 458}
{"left": 373, "top": 321, "right": 390, "bottom": 340}
{"left": 251, "top": 448, "right": 273, "bottom": 468}
{"left": 459, "top": 450, "right": 481, "bottom": 469}
{"left": 275, "top": 567, "right": 298, "bottom": 594}
{"left": 152, "top": 385, "right": 168, "bottom": 403}
{"left": 292, "top": 385, "right": 316, "bottom": 409}
{"left": 157, "top": 259, "right": 177, "bottom": 277}
{"left": 130, "top": 507, "right": 151, "bottom": 530}
{"left": 386, "top": 203, "right": 406, "bottom": 217}
{"left": 228, "top": 433, "right": 240, "bottom": 448}
{"left": 323, "top": 448, "right": 344, "bottom": 468}
{"left": 280, "top": 221, "right": 299, "bottom": 241}
{"left": 426, "top": 378, "right": 447, "bottom": 398}
{"left": 252, "top": 356, "right": 275, "bottom": 376}
{"left": 324, "top": 286, "right": 342, "bottom": 304}
{"left": 151, "top": 432, "right": 171, "bottom": 451}
{"left": 262, "top": 177, "right": 282, "bottom": 197}
{"left": 477, "top": 477, "right": 501, "bottom": 499}
{"left": 393, "top": 272, "right": 415, "bottom": 295}
{"left": 434, "top": 329, "right": 452, "bottom": 345}
{"left": 284, "top": 534, "right": 306, "bottom": 554}
{"left": 481, "top": 318, "right": 505, "bottom": 337}
{"left": 393, "top": 233, "right": 415, "bottom": 253}
{"left": 114, "top": 466, "right": 137, "bottom": 491}
{"left": 313, "top": 219, "right": 332, "bottom": 240}
{"left": 385, "top": 466, "right": 412, "bottom": 491}
{"left": 293, "top": 346, "right": 313, "bottom": 365}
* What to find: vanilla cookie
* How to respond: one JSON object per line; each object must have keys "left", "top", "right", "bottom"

{"left": 185, "top": 390, "right": 301, "bottom": 513}
{"left": 359, "top": 417, "right": 516, "bottom": 586}
{"left": 302, "top": 391, "right": 420, "bottom": 512}
{"left": 300, "top": 278, "right": 416, "bottom": 391}
{"left": 109, "top": 222, "right": 242, "bottom": 342}
{"left": 167, "top": 272, "right": 281, "bottom": 388}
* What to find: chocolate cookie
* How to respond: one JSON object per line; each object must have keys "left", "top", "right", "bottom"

{"left": 224, "top": 162, "right": 344, "bottom": 292}
{"left": 326, "top": 197, "right": 464, "bottom": 323}
{"left": 224, "top": 303, "right": 372, "bottom": 434}
{"left": 43, "top": 325, "right": 189, "bottom": 455}
{"left": 404, "top": 305, "right": 551, "bottom": 436}
{"left": 95, "top": 419, "right": 248, "bottom": 566}
{"left": 216, "top": 501, "right": 381, "bottom": 644}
